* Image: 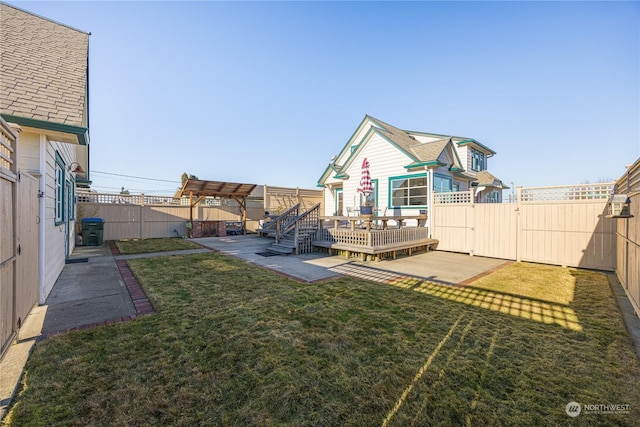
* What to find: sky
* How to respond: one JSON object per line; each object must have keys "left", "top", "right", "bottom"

{"left": 8, "top": 0, "right": 640, "bottom": 195}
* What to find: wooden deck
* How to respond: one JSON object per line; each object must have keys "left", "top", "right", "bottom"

{"left": 313, "top": 223, "right": 438, "bottom": 261}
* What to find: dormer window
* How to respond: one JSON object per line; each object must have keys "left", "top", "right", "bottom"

{"left": 471, "top": 148, "right": 485, "bottom": 171}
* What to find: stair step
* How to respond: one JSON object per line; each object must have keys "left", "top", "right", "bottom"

{"left": 268, "top": 244, "right": 294, "bottom": 254}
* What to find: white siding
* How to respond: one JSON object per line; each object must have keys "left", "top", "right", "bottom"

{"left": 15, "top": 132, "right": 40, "bottom": 173}
{"left": 41, "top": 138, "right": 76, "bottom": 302}
{"left": 341, "top": 132, "right": 418, "bottom": 216}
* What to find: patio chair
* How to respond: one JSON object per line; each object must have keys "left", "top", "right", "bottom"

{"left": 372, "top": 207, "right": 387, "bottom": 230}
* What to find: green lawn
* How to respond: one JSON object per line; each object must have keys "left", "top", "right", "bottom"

{"left": 114, "top": 237, "right": 201, "bottom": 254}
{"left": 6, "top": 253, "right": 640, "bottom": 426}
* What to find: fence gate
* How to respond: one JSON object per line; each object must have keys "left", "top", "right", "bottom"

{"left": 16, "top": 172, "right": 39, "bottom": 328}
{"left": 1, "top": 119, "right": 17, "bottom": 356}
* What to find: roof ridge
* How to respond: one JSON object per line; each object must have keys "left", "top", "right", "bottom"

{"left": 0, "top": 2, "right": 91, "bottom": 35}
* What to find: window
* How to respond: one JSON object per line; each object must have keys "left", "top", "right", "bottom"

{"left": 433, "top": 174, "right": 453, "bottom": 193}
{"left": 391, "top": 175, "right": 427, "bottom": 206}
{"left": 55, "top": 153, "right": 65, "bottom": 224}
{"left": 471, "top": 148, "right": 485, "bottom": 171}
{"left": 335, "top": 188, "right": 343, "bottom": 215}
{"left": 486, "top": 190, "right": 500, "bottom": 203}
{"left": 67, "top": 178, "right": 75, "bottom": 220}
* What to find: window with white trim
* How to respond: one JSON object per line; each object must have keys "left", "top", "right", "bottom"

{"left": 391, "top": 176, "right": 427, "bottom": 206}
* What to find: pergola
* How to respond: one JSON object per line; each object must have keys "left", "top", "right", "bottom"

{"left": 178, "top": 179, "right": 257, "bottom": 235}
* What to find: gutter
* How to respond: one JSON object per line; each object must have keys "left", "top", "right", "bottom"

{"left": 38, "top": 135, "right": 46, "bottom": 303}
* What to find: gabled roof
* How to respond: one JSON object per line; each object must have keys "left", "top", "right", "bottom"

{"left": 474, "top": 170, "right": 510, "bottom": 189}
{"left": 318, "top": 115, "right": 469, "bottom": 185}
{"left": 0, "top": 3, "right": 90, "bottom": 144}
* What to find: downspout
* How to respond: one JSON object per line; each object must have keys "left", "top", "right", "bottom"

{"left": 427, "top": 167, "right": 434, "bottom": 239}
{"left": 38, "top": 134, "right": 46, "bottom": 304}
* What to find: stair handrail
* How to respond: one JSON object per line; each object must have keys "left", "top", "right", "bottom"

{"left": 274, "top": 204, "right": 300, "bottom": 241}
{"left": 291, "top": 203, "right": 321, "bottom": 253}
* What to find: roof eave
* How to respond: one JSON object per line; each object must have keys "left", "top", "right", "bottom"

{"left": 405, "top": 161, "right": 443, "bottom": 170}
{"left": 456, "top": 138, "right": 496, "bottom": 155}
{"left": 1, "top": 114, "right": 89, "bottom": 145}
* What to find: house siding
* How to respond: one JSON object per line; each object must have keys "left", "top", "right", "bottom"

{"left": 15, "top": 131, "right": 40, "bottom": 173}
{"left": 41, "top": 138, "right": 76, "bottom": 302}
{"left": 332, "top": 131, "right": 436, "bottom": 224}
{"left": 321, "top": 117, "right": 503, "bottom": 230}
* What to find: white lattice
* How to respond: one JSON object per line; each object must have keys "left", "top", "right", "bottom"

{"left": 519, "top": 183, "right": 614, "bottom": 202}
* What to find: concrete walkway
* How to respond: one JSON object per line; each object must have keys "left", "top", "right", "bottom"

{"left": 192, "top": 234, "right": 510, "bottom": 284}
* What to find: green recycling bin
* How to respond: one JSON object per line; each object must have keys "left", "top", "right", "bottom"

{"left": 81, "top": 217, "right": 104, "bottom": 246}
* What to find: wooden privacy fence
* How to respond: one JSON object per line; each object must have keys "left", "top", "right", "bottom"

{"left": 263, "top": 185, "right": 323, "bottom": 214}
{"left": 432, "top": 183, "right": 616, "bottom": 271}
{"left": 614, "top": 158, "right": 640, "bottom": 316}
{"left": 77, "top": 185, "right": 322, "bottom": 241}
{"left": 1, "top": 119, "right": 39, "bottom": 358}
{"left": 78, "top": 201, "right": 265, "bottom": 241}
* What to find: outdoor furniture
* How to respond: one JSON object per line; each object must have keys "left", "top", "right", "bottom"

{"left": 226, "top": 221, "right": 243, "bottom": 235}
{"left": 321, "top": 213, "right": 427, "bottom": 232}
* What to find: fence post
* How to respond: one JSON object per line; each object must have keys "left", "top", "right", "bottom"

{"left": 469, "top": 188, "right": 475, "bottom": 256}
{"left": 516, "top": 186, "right": 522, "bottom": 262}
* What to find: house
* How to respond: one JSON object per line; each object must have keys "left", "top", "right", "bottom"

{"left": 317, "top": 115, "right": 508, "bottom": 232}
{"left": 0, "top": 3, "right": 91, "bottom": 304}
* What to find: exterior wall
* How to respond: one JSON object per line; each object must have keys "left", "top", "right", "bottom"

{"left": 341, "top": 132, "right": 417, "bottom": 216}
{"left": 454, "top": 144, "right": 470, "bottom": 174}
{"left": 15, "top": 131, "right": 39, "bottom": 173}
{"left": 323, "top": 186, "right": 337, "bottom": 216}
{"left": 40, "top": 136, "right": 77, "bottom": 302}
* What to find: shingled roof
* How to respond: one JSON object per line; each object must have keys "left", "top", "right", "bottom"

{"left": 0, "top": 3, "right": 90, "bottom": 132}
{"left": 475, "top": 170, "right": 509, "bottom": 189}
{"left": 367, "top": 116, "right": 462, "bottom": 167}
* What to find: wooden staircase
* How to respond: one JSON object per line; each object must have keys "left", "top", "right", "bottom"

{"left": 267, "top": 203, "right": 321, "bottom": 255}
{"left": 258, "top": 204, "right": 300, "bottom": 238}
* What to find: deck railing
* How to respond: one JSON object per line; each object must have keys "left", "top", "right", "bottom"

{"left": 316, "top": 227, "right": 430, "bottom": 249}
{"left": 274, "top": 204, "right": 300, "bottom": 241}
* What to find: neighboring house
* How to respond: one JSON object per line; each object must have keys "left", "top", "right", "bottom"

{"left": 0, "top": 3, "right": 90, "bottom": 303}
{"left": 317, "top": 115, "right": 508, "bottom": 231}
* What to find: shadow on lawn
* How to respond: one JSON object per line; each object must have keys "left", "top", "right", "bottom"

{"left": 331, "top": 263, "right": 582, "bottom": 332}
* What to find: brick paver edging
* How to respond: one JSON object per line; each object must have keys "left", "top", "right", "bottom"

{"left": 109, "top": 240, "right": 156, "bottom": 315}
{"left": 114, "top": 259, "right": 156, "bottom": 316}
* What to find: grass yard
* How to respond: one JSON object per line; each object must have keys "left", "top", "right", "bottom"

{"left": 5, "top": 253, "right": 640, "bottom": 426}
{"left": 114, "top": 237, "right": 201, "bottom": 254}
